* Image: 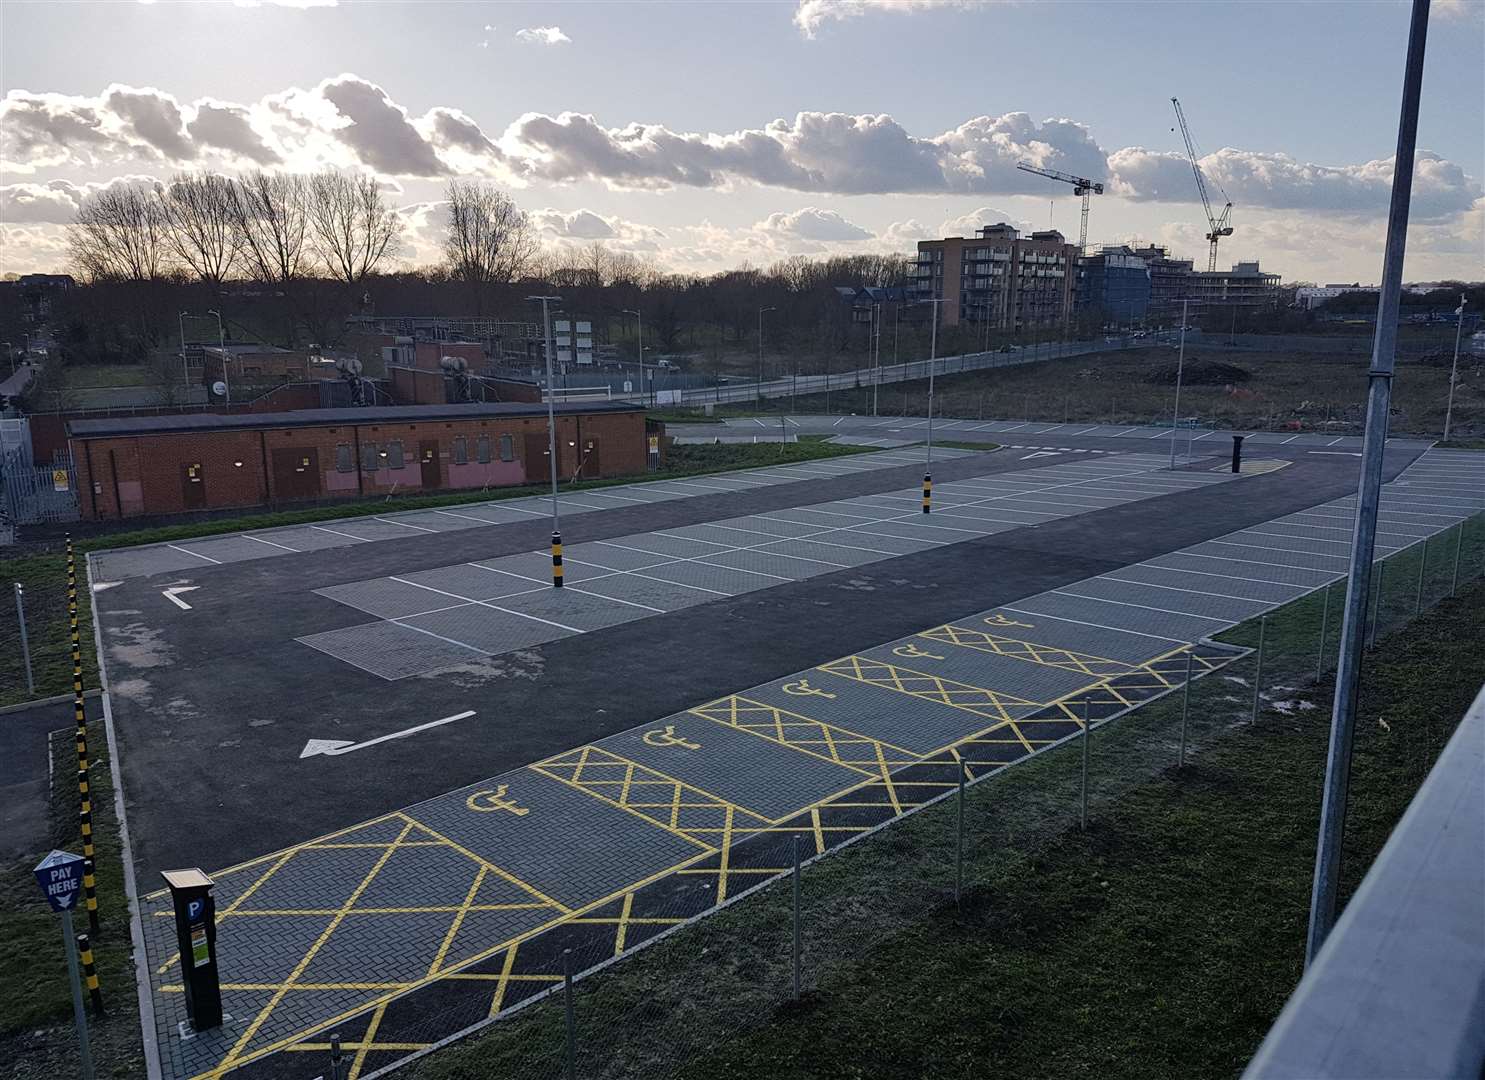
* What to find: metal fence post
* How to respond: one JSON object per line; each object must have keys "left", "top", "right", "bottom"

{"left": 1415, "top": 537, "right": 1427, "bottom": 614}
{"left": 791, "top": 835, "right": 802, "bottom": 1002}
{"left": 14, "top": 582, "right": 34, "bottom": 696}
{"left": 1451, "top": 522, "right": 1464, "bottom": 596}
{"left": 562, "top": 948, "right": 575, "bottom": 1080}
{"left": 1316, "top": 582, "right": 1332, "bottom": 683}
{"left": 1368, "top": 561, "right": 1386, "bottom": 648}
{"left": 1079, "top": 698, "right": 1091, "bottom": 830}
{"left": 328, "top": 1033, "right": 343, "bottom": 1080}
{"left": 1179, "top": 650, "right": 1194, "bottom": 769}
{"left": 1250, "top": 616, "right": 1267, "bottom": 724}
{"left": 954, "top": 760, "right": 966, "bottom": 907}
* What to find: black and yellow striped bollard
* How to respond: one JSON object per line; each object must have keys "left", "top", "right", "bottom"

{"left": 67, "top": 538, "right": 100, "bottom": 934}
{"left": 552, "top": 531, "right": 564, "bottom": 588}
{"left": 76, "top": 932, "right": 105, "bottom": 1015}
{"left": 922, "top": 472, "right": 932, "bottom": 515}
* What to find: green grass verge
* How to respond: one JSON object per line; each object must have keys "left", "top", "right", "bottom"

{"left": 401, "top": 535, "right": 1485, "bottom": 1080}
{"left": 0, "top": 554, "right": 97, "bottom": 709}
{"left": 934, "top": 439, "right": 1003, "bottom": 451}
{"left": 0, "top": 721, "right": 146, "bottom": 1076}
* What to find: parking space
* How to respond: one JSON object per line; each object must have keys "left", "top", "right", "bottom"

{"left": 91, "top": 447, "right": 975, "bottom": 582}
{"left": 127, "top": 447, "right": 1483, "bottom": 1080}
{"left": 303, "top": 454, "right": 1237, "bottom": 678}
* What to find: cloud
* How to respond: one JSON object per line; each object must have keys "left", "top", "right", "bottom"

{"left": 759, "top": 207, "right": 872, "bottom": 242}
{"left": 529, "top": 207, "right": 666, "bottom": 253}
{"left": 186, "top": 100, "right": 280, "bottom": 164}
{"left": 880, "top": 219, "right": 932, "bottom": 248}
{"left": 937, "top": 207, "right": 1031, "bottom": 236}
{"left": 315, "top": 75, "right": 446, "bottom": 175}
{"left": 794, "top": 0, "right": 986, "bottom": 38}
{"left": 1107, "top": 146, "right": 1477, "bottom": 220}
{"left": 515, "top": 26, "right": 570, "bottom": 44}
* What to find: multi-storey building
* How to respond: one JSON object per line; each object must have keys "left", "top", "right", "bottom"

{"left": 1077, "top": 246, "right": 1152, "bottom": 323}
{"left": 1186, "top": 261, "right": 1282, "bottom": 311}
{"left": 1129, "top": 245, "right": 1196, "bottom": 322}
{"left": 910, "top": 224, "right": 1076, "bottom": 330}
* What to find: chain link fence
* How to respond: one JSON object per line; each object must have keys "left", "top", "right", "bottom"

{"left": 237, "top": 515, "right": 1485, "bottom": 1080}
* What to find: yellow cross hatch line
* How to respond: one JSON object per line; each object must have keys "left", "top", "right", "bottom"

{"left": 918, "top": 625, "right": 1137, "bottom": 676}
{"left": 817, "top": 655, "right": 1042, "bottom": 723}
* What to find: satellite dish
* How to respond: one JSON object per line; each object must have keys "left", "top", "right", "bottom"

{"left": 439, "top": 355, "right": 468, "bottom": 374}
{"left": 335, "top": 355, "right": 364, "bottom": 377}
{"left": 211, "top": 381, "right": 228, "bottom": 397}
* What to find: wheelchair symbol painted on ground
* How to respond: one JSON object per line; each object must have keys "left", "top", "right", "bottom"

{"left": 642, "top": 725, "right": 701, "bottom": 750}
{"left": 782, "top": 679, "right": 837, "bottom": 699}
{"left": 466, "top": 785, "right": 529, "bottom": 815}
{"left": 983, "top": 614, "right": 1033, "bottom": 629}
{"left": 892, "top": 643, "right": 945, "bottom": 660}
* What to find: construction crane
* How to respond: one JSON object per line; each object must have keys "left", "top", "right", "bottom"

{"left": 1171, "top": 96, "right": 1233, "bottom": 272}
{"left": 1015, "top": 162, "right": 1103, "bottom": 254}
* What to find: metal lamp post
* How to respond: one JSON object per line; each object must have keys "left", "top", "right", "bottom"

{"left": 206, "top": 309, "right": 229, "bottom": 405}
{"left": 920, "top": 298, "right": 953, "bottom": 511}
{"left": 1443, "top": 294, "right": 1467, "bottom": 443}
{"left": 757, "top": 306, "right": 775, "bottom": 402}
{"left": 528, "top": 295, "right": 564, "bottom": 586}
{"left": 1169, "top": 299, "right": 1190, "bottom": 470}
{"left": 621, "top": 308, "right": 645, "bottom": 406}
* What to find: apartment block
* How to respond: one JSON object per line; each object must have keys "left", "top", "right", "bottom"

{"left": 910, "top": 224, "right": 1077, "bottom": 330}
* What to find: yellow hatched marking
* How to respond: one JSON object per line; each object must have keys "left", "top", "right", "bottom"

{"left": 715, "top": 806, "right": 737, "bottom": 903}
{"left": 155, "top": 847, "right": 298, "bottom": 975}
{"left": 487, "top": 944, "right": 519, "bottom": 1017}
{"left": 216, "top": 821, "right": 418, "bottom": 1073}
{"left": 346, "top": 1002, "right": 386, "bottom": 1080}
{"left": 817, "top": 655, "right": 1040, "bottom": 724}
{"left": 427, "top": 866, "right": 487, "bottom": 977}
{"left": 689, "top": 694, "right": 919, "bottom": 769}
{"left": 397, "top": 815, "right": 573, "bottom": 915}
{"left": 919, "top": 625, "right": 1137, "bottom": 677}
{"left": 613, "top": 893, "right": 636, "bottom": 956}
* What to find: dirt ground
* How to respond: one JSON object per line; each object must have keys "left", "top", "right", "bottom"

{"left": 754, "top": 345, "right": 1483, "bottom": 438}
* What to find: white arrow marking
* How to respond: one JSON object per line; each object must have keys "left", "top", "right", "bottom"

{"left": 162, "top": 586, "right": 200, "bottom": 610}
{"left": 92, "top": 581, "right": 122, "bottom": 593}
{"left": 1020, "top": 451, "right": 1061, "bottom": 460}
{"left": 299, "top": 710, "right": 476, "bottom": 759}
{"left": 1307, "top": 451, "right": 1363, "bottom": 457}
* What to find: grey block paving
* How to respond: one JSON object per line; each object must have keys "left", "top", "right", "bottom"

{"left": 302, "top": 454, "right": 1243, "bottom": 679}
{"left": 297, "top": 620, "right": 481, "bottom": 678}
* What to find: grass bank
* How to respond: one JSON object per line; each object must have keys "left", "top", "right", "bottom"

{"left": 401, "top": 527, "right": 1485, "bottom": 1080}
{"left": 0, "top": 722, "right": 145, "bottom": 1078}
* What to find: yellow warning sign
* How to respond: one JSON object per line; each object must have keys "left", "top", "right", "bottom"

{"left": 52, "top": 469, "right": 69, "bottom": 492}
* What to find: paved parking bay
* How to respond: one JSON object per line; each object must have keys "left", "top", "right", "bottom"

{"left": 137, "top": 449, "right": 1482, "bottom": 1080}
{"left": 300, "top": 455, "right": 1235, "bottom": 678}
{"left": 91, "top": 447, "right": 972, "bottom": 582}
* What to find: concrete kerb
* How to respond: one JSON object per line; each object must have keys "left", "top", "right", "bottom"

{"left": 0, "top": 688, "right": 102, "bottom": 717}
{"left": 87, "top": 550, "right": 165, "bottom": 1080}
{"left": 358, "top": 631, "right": 1249, "bottom": 1080}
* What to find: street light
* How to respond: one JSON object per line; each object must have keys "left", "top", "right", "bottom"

{"left": 621, "top": 308, "right": 645, "bottom": 407}
{"left": 527, "top": 295, "right": 564, "bottom": 586}
{"left": 177, "top": 312, "right": 189, "bottom": 391}
{"left": 1443, "top": 293, "right": 1468, "bottom": 443}
{"left": 1169, "top": 298, "right": 1190, "bottom": 470}
{"left": 757, "top": 306, "right": 776, "bottom": 403}
{"left": 919, "top": 298, "right": 954, "bottom": 510}
{"left": 205, "top": 309, "right": 228, "bottom": 406}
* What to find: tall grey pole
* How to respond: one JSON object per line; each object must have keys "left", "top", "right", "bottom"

{"left": 178, "top": 311, "right": 188, "bottom": 391}
{"left": 15, "top": 582, "right": 34, "bottom": 696}
{"left": 1306, "top": 0, "right": 1431, "bottom": 966}
{"left": 1179, "top": 649, "right": 1193, "bottom": 769}
{"left": 637, "top": 310, "right": 645, "bottom": 408}
{"left": 562, "top": 947, "right": 575, "bottom": 1080}
{"left": 1250, "top": 616, "right": 1266, "bottom": 724}
{"left": 1169, "top": 300, "right": 1188, "bottom": 470}
{"left": 791, "top": 834, "right": 801, "bottom": 1001}
{"left": 539, "top": 298, "right": 561, "bottom": 530}
{"left": 954, "top": 759, "right": 966, "bottom": 906}
{"left": 926, "top": 303, "right": 939, "bottom": 469}
{"left": 1442, "top": 295, "right": 1466, "bottom": 442}
{"left": 61, "top": 909, "right": 96, "bottom": 1080}
{"left": 209, "top": 310, "right": 229, "bottom": 405}
{"left": 1079, "top": 698, "right": 1091, "bottom": 830}
{"left": 1317, "top": 582, "right": 1332, "bottom": 682}
{"left": 872, "top": 302, "right": 881, "bottom": 417}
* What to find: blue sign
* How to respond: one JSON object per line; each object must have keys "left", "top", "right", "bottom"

{"left": 33, "top": 850, "right": 86, "bottom": 913}
{"left": 187, "top": 898, "right": 204, "bottom": 922}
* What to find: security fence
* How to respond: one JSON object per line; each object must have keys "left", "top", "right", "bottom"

{"left": 253, "top": 514, "right": 1485, "bottom": 1080}
{"left": 1, "top": 446, "right": 80, "bottom": 526}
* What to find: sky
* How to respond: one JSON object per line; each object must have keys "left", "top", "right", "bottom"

{"left": 2, "top": 0, "right": 1482, "bottom": 284}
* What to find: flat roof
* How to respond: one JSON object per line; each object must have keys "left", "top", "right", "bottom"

{"left": 68, "top": 401, "right": 642, "bottom": 439}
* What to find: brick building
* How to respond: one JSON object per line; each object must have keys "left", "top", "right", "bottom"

{"left": 69, "top": 402, "right": 647, "bottom": 521}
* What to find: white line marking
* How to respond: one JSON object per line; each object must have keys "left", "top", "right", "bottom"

{"left": 389, "top": 575, "right": 585, "bottom": 633}
{"left": 1048, "top": 589, "right": 1232, "bottom": 622}
{"left": 168, "top": 544, "right": 221, "bottom": 564}
{"left": 162, "top": 586, "right": 200, "bottom": 610}
{"left": 1133, "top": 563, "right": 1320, "bottom": 589}
{"left": 376, "top": 516, "right": 439, "bottom": 533}
{"left": 997, "top": 606, "right": 1188, "bottom": 644}
{"left": 311, "top": 525, "right": 372, "bottom": 543}
{"left": 243, "top": 534, "right": 300, "bottom": 552}
{"left": 1095, "top": 576, "right": 1276, "bottom": 604}
{"left": 299, "top": 711, "right": 476, "bottom": 758}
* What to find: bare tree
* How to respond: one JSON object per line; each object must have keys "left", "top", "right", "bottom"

{"left": 307, "top": 171, "right": 403, "bottom": 285}
{"left": 69, "top": 183, "right": 170, "bottom": 283}
{"left": 230, "top": 171, "right": 311, "bottom": 284}
{"left": 162, "top": 172, "right": 240, "bottom": 286}
{"left": 442, "top": 179, "right": 535, "bottom": 294}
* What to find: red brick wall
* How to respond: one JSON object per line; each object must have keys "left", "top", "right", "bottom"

{"left": 389, "top": 366, "right": 448, "bottom": 405}
{"left": 71, "top": 410, "right": 646, "bottom": 520}
{"left": 413, "top": 341, "right": 483, "bottom": 372}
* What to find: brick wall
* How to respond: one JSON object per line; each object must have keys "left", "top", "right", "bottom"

{"left": 413, "top": 341, "right": 484, "bottom": 372}
{"left": 70, "top": 410, "right": 646, "bottom": 520}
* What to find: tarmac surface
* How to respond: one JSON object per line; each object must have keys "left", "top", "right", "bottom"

{"left": 87, "top": 439, "right": 1482, "bottom": 1080}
